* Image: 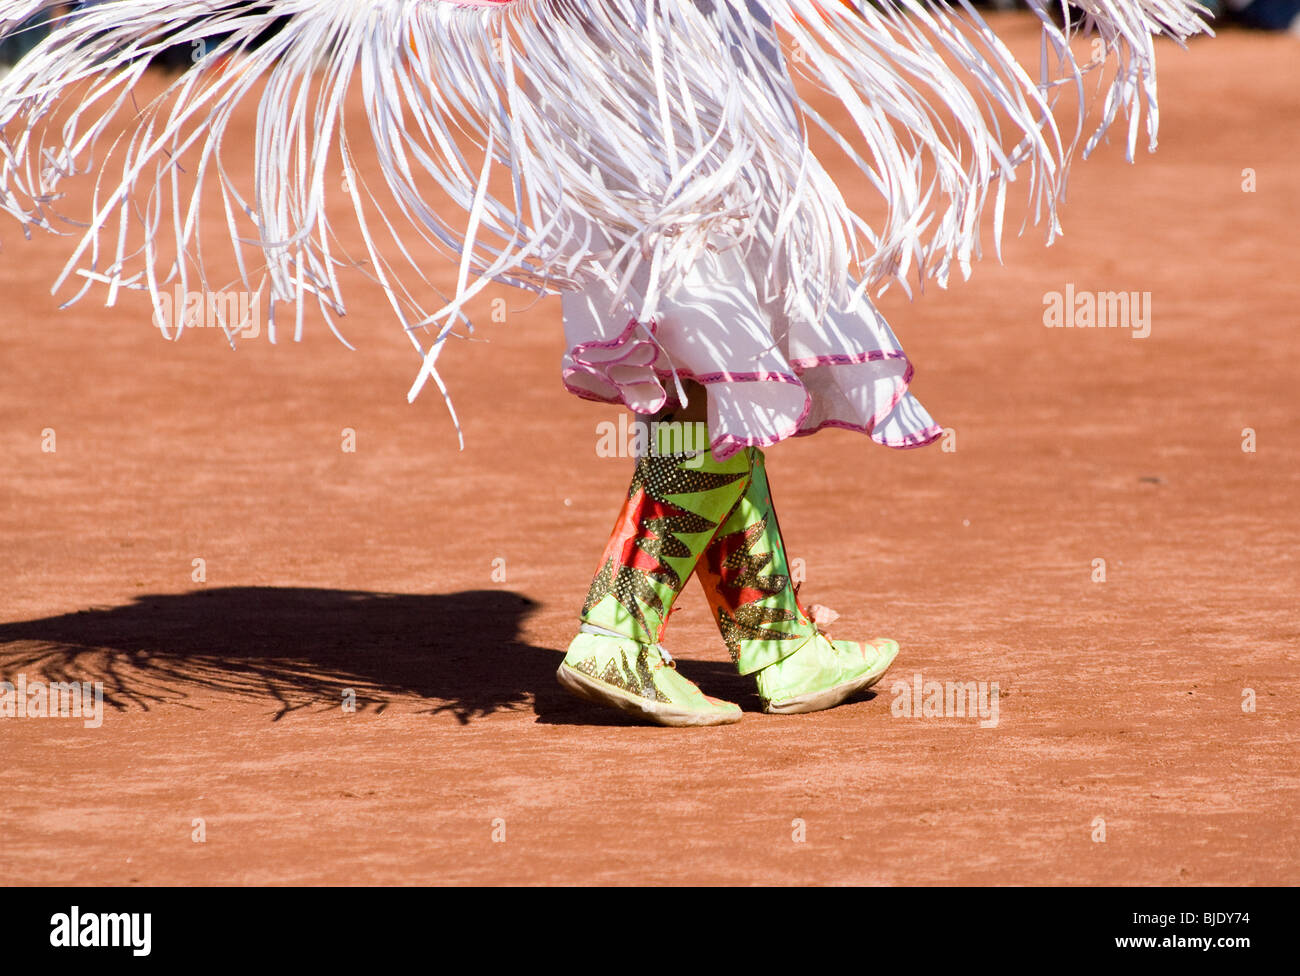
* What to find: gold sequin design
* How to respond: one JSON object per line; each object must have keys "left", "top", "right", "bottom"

{"left": 703, "top": 513, "right": 807, "bottom": 662}
{"left": 715, "top": 516, "right": 790, "bottom": 597}
{"left": 578, "top": 646, "right": 672, "bottom": 703}
{"left": 715, "top": 604, "right": 802, "bottom": 662}
{"left": 582, "top": 454, "right": 749, "bottom": 640}
{"left": 626, "top": 454, "right": 749, "bottom": 506}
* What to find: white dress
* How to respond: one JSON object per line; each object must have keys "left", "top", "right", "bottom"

{"left": 560, "top": 222, "right": 941, "bottom": 459}
{"left": 0, "top": 0, "right": 1210, "bottom": 449}
{"left": 558, "top": 0, "right": 941, "bottom": 459}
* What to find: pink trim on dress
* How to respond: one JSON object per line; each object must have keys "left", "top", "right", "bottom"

{"left": 562, "top": 316, "right": 940, "bottom": 458}
{"left": 788, "top": 350, "right": 906, "bottom": 371}
{"left": 562, "top": 318, "right": 674, "bottom": 414}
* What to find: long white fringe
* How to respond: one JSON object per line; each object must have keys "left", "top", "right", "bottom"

{"left": 0, "top": 0, "right": 1211, "bottom": 437}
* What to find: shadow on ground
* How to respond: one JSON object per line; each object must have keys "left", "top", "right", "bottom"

{"left": 0, "top": 587, "right": 554, "bottom": 723}
{"left": 0, "top": 588, "right": 880, "bottom": 725}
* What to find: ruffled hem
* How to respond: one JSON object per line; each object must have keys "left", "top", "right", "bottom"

{"left": 561, "top": 315, "right": 942, "bottom": 460}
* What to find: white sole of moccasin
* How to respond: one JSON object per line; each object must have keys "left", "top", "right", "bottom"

{"left": 860, "top": 642, "right": 900, "bottom": 691}
{"left": 763, "top": 644, "right": 899, "bottom": 715}
{"left": 763, "top": 672, "right": 877, "bottom": 715}
{"left": 556, "top": 663, "right": 742, "bottom": 727}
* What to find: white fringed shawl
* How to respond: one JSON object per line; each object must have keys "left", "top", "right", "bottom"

{"left": 0, "top": 0, "right": 1210, "bottom": 437}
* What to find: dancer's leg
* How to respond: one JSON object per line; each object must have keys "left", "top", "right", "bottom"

{"left": 695, "top": 449, "right": 900, "bottom": 713}
{"left": 557, "top": 387, "right": 752, "bottom": 726}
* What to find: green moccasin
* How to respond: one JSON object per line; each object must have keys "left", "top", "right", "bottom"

{"left": 557, "top": 627, "right": 741, "bottom": 727}
{"left": 755, "top": 634, "right": 899, "bottom": 715}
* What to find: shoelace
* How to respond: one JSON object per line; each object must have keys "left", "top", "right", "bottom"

{"left": 579, "top": 622, "right": 676, "bottom": 669}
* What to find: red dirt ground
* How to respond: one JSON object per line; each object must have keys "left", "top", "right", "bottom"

{"left": 1, "top": 16, "right": 1297, "bottom": 885}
